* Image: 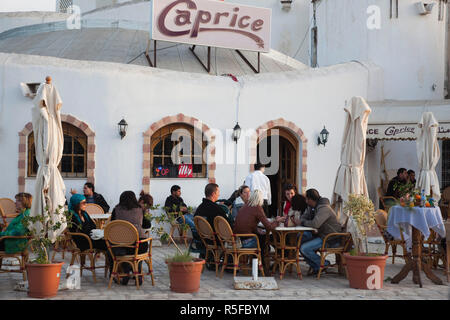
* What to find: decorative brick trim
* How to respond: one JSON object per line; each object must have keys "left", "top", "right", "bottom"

{"left": 142, "top": 114, "right": 215, "bottom": 194}
{"left": 252, "top": 118, "right": 308, "bottom": 193}
{"left": 18, "top": 114, "right": 95, "bottom": 192}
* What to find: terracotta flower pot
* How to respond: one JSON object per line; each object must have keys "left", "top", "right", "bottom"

{"left": 344, "top": 253, "right": 388, "bottom": 290}
{"left": 26, "top": 262, "right": 64, "bottom": 298}
{"left": 166, "top": 258, "right": 205, "bottom": 293}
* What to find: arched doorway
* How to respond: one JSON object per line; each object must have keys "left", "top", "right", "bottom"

{"left": 256, "top": 127, "right": 299, "bottom": 217}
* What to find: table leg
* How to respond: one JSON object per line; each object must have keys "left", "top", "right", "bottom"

{"left": 391, "top": 226, "right": 443, "bottom": 286}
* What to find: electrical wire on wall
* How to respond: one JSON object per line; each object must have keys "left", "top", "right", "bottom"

{"left": 221, "top": 73, "right": 243, "bottom": 189}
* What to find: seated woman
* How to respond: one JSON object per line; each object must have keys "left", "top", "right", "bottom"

{"left": 138, "top": 191, "right": 153, "bottom": 214}
{"left": 111, "top": 191, "right": 151, "bottom": 285}
{"left": 0, "top": 193, "right": 32, "bottom": 254}
{"left": 285, "top": 194, "right": 308, "bottom": 227}
{"left": 233, "top": 190, "right": 285, "bottom": 250}
{"left": 68, "top": 194, "right": 107, "bottom": 252}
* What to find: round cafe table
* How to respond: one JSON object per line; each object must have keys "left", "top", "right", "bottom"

{"left": 269, "top": 226, "right": 317, "bottom": 280}
{"left": 387, "top": 205, "right": 446, "bottom": 287}
{"left": 89, "top": 213, "right": 111, "bottom": 229}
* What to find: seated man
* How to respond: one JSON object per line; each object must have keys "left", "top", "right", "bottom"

{"left": 407, "top": 169, "right": 416, "bottom": 185}
{"left": 299, "top": 189, "right": 343, "bottom": 276}
{"left": 386, "top": 168, "right": 409, "bottom": 198}
{"left": 164, "top": 185, "right": 196, "bottom": 235}
{"left": 71, "top": 182, "right": 110, "bottom": 213}
{"left": 194, "top": 183, "right": 228, "bottom": 229}
{"left": 164, "top": 185, "right": 188, "bottom": 213}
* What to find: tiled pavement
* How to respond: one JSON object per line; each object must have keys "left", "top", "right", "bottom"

{"left": 0, "top": 242, "right": 448, "bottom": 300}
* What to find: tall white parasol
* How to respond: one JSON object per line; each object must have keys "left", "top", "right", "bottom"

{"left": 29, "top": 76, "right": 67, "bottom": 242}
{"left": 332, "top": 96, "right": 372, "bottom": 224}
{"left": 416, "top": 112, "right": 441, "bottom": 202}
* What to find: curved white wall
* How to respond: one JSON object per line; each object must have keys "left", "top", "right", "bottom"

{"left": 0, "top": 53, "right": 379, "bottom": 210}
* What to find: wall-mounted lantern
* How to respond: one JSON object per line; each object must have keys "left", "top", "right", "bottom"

{"left": 281, "top": 0, "right": 293, "bottom": 11}
{"left": 317, "top": 126, "right": 329, "bottom": 146}
{"left": 118, "top": 118, "right": 128, "bottom": 139}
{"left": 232, "top": 122, "right": 241, "bottom": 143}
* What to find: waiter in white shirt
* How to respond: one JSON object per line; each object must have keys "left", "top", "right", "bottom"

{"left": 244, "top": 163, "right": 272, "bottom": 217}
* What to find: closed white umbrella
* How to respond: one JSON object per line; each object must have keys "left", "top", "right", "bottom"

{"left": 416, "top": 112, "right": 441, "bottom": 202}
{"left": 332, "top": 96, "right": 372, "bottom": 224}
{"left": 29, "top": 77, "right": 67, "bottom": 242}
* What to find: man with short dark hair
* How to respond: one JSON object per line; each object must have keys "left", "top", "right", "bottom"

{"left": 194, "top": 183, "right": 228, "bottom": 228}
{"left": 71, "top": 182, "right": 110, "bottom": 213}
{"left": 299, "top": 188, "right": 343, "bottom": 276}
{"left": 407, "top": 169, "right": 416, "bottom": 185}
{"left": 386, "top": 168, "right": 409, "bottom": 198}
{"left": 164, "top": 185, "right": 188, "bottom": 213}
{"left": 244, "top": 163, "right": 272, "bottom": 217}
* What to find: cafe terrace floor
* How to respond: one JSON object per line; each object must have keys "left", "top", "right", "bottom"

{"left": 0, "top": 239, "right": 447, "bottom": 300}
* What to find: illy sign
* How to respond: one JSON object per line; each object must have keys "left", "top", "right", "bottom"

{"left": 151, "top": 0, "right": 271, "bottom": 52}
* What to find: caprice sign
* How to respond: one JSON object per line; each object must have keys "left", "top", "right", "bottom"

{"left": 151, "top": 0, "right": 271, "bottom": 52}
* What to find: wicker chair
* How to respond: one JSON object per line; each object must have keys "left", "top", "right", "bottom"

{"left": 0, "top": 198, "right": 18, "bottom": 229}
{"left": 213, "top": 216, "right": 265, "bottom": 278}
{"left": 439, "top": 186, "right": 450, "bottom": 221}
{"left": 0, "top": 236, "right": 31, "bottom": 281}
{"left": 194, "top": 216, "right": 222, "bottom": 276}
{"left": 51, "top": 229, "right": 75, "bottom": 262}
{"left": 316, "top": 218, "right": 352, "bottom": 280}
{"left": 104, "top": 220, "right": 154, "bottom": 289}
{"left": 66, "top": 231, "right": 109, "bottom": 283}
{"left": 375, "top": 209, "right": 407, "bottom": 264}
{"left": 85, "top": 203, "right": 107, "bottom": 229}
{"left": 168, "top": 215, "right": 189, "bottom": 247}
{"left": 444, "top": 220, "right": 450, "bottom": 282}
{"left": 380, "top": 196, "right": 397, "bottom": 213}
{"left": 422, "top": 229, "right": 441, "bottom": 269}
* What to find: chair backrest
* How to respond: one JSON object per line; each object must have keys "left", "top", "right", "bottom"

{"left": 213, "top": 216, "right": 234, "bottom": 246}
{"left": 104, "top": 220, "right": 139, "bottom": 248}
{"left": 194, "top": 216, "right": 215, "bottom": 241}
{"left": 0, "top": 198, "right": 16, "bottom": 226}
{"left": 85, "top": 203, "right": 105, "bottom": 215}
{"left": 0, "top": 198, "right": 16, "bottom": 215}
{"left": 375, "top": 209, "right": 388, "bottom": 227}
{"left": 442, "top": 186, "right": 450, "bottom": 203}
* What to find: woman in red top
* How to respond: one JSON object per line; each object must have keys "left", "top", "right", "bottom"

{"left": 234, "top": 190, "right": 285, "bottom": 249}
{"left": 282, "top": 184, "right": 298, "bottom": 227}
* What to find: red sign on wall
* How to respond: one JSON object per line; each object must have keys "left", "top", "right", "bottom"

{"left": 178, "top": 164, "right": 193, "bottom": 178}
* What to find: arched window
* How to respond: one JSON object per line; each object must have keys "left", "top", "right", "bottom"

{"left": 27, "top": 122, "right": 87, "bottom": 178}
{"left": 151, "top": 123, "right": 207, "bottom": 178}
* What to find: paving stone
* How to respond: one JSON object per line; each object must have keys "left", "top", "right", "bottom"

{"left": 1, "top": 244, "right": 448, "bottom": 300}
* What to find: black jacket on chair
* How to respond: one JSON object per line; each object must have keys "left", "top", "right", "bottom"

{"left": 194, "top": 198, "right": 228, "bottom": 229}
{"left": 93, "top": 192, "right": 110, "bottom": 213}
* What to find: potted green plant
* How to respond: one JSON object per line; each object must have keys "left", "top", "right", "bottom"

{"left": 145, "top": 204, "right": 205, "bottom": 293}
{"left": 22, "top": 205, "right": 70, "bottom": 298}
{"left": 343, "top": 194, "right": 388, "bottom": 290}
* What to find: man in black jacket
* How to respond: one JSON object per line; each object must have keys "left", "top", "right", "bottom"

{"left": 71, "top": 182, "right": 110, "bottom": 213}
{"left": 164, "top": 185, "right": 188, "bottom": 213}
{"left": 194, "top": 183, "right": 227, "bottom": 229}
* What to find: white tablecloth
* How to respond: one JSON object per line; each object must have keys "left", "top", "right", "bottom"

{"left": 90, "top": 213, "right": 111, "bottom": 220}
{"left": 274, "top": 226, "right": 317, "bottom": 232}
{"left": 387, "top": 205, "right": 446, "bottom": 249}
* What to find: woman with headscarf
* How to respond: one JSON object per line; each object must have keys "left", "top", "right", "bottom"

{"left": 68, "top": 194, "right": 107, "bottom": 252}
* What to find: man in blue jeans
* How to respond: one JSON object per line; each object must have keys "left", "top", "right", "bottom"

{"left": 299, "top": 189, "right": 343, "bottom": 276}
